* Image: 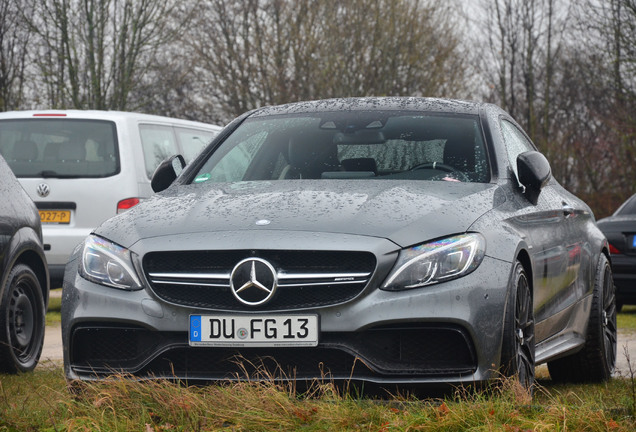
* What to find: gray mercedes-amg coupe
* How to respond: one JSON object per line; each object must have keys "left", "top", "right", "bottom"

{"left": 61, "top": 97, "right": 616, "bottom": 390}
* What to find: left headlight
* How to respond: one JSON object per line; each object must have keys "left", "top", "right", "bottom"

{"left": 381, "top": 233, "right": 486, "bottom": 291}
{"left": 79, "top": 235, "right": 142, "bottom": 290}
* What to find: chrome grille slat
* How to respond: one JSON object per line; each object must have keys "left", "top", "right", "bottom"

{"left": 149, "top": 272, "right": 231, "bottom": 279}
{"left": 149, "top": 271, "right": 371, "bottom": 288}
{"left": 150, "top": 280, "right": 230, "bottom": 288}
{"left": 277, "top": 272, "right": 370, "bottom": 280}
{"left": 278, "top": 280, "right": 368, "bottom": 288}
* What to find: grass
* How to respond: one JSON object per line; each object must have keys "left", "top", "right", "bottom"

{"left": 619, "top": 305, "right": 636, "bottom": 333}
{"left": 27, "top": 293, "right": 636, "bottom": 430}
{"left": 45, "top": 288, "right": 62, "bottom": 326}
{"left": 0, "top": 367, "right": 635, "bottom": 431}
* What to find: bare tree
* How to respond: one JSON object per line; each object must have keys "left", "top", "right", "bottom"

{"left": 569, "top": 0, "right": 636, "bottom": 216}
{"left": 184, "top": 0, "right": 468, "bottom": 122}
{"left": 480, "top": 0, "right": 571, "bottom": 139}
{"left": 24, "top": 0, "right": 185, "bottom": 110}
{"left": 0, "top": 0, "right": 31, "bottom": 110}
{"left": 478, "top": 0, "right": 636, "bottom": 217}
{"left": 478, "top": 0, "right": 581, "bottom": 186}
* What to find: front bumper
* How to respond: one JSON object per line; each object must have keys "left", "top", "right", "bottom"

{"left": 62, "top": 253, "right": 513, "bottom": 385}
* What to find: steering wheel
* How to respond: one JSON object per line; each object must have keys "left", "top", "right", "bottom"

{"left": 410, "top": 162, "right": 470, "bottom": 182}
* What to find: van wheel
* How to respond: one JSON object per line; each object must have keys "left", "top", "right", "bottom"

{"left": 0, "top": 264, "right": 45, "bottom": 373}
{"left": 500, "top": 261, "right": 535, "bottom": 389}
{"left": 547, "top": 254, "right": 616, "bottom": 382}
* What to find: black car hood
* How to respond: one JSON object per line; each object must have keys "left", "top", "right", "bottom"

{"left": 96, "top": 180, "right": 497, "bottom": 249}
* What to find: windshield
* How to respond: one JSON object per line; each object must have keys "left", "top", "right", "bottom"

{"left": 192, "top": 111, "right": 490, "bottom": 184}
{"left": 616, "top": 194, "right": 636, "bottom": 216}
{"left": 0, "top": 119, "right": 118, "bottom": 178}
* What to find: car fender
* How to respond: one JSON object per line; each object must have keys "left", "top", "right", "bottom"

{"left": 0, "top": 226, "right": 49, "bottom": 304}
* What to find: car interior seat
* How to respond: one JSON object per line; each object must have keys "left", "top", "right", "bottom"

{"left": 284, "top": 134, "right": 339, "bottom": 179}
{"left": 341, "top": 157, "right": 378, "bottom": 175}
{"left": 58, "top": 142, "right": 86, "bottom": 162}
{"left": 12, "top": 140, "right": 38, "bottom": 161}
{"left": 44, "top": 142, "right": 61, "bottom": 162}
{"left": 443, "top": 138, "right": 475, "bottom": 173}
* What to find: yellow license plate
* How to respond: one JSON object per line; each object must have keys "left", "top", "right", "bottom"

{"left": 39, "top": 210, "right": 71, "bottom": 224}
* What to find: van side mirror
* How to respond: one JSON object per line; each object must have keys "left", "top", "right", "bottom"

{"left": 151, "top": 154, "right": 186, "bottom": 193}
{"left": 517, "top": 151, "right": 551, "bottom": 203}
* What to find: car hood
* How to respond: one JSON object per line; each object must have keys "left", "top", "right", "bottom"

{"left": 95, "top": 180, "right": 497, "bottom": 249}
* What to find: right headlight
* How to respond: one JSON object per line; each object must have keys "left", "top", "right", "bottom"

{"left": 79, "top": 235, "right": 142, "bottom": 290}
{"left": 381, "top": 233, "right": 486, "bottom": 291}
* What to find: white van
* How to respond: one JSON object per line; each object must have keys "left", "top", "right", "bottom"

{"left": 0, "top": 110, "right": 222, "bottom": 285}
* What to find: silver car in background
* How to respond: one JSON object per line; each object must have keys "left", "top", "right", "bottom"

{"left": 0, "top": 111, "right": 221, "bottom": 286}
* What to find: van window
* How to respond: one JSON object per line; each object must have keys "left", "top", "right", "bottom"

{"left": 0, "top": 119, "right": 119, "bottom": 178}
{"left": 140, "top": 124, "right": 217, "bottom": 178}
{"left": 175, "top": 127, "right": 216, "bottom": 163}
{"left": 140, "top": 125, "right": 179, "bottom": 178}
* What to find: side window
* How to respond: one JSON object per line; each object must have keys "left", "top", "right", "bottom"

{"left": 500, "top": 119, "right": 535, "bottom": 182}
{"left": 174, "top": 127, "right": 217, "bottom": 163}
{"left": 140, "top": 124, "right": 179, "bottom": 178}
{"left": 197, "top": 131, "right": 267, "bottom": 183}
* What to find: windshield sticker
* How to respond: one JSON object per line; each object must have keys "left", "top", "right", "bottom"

{"left": 194, "top": 173, "right": 211, "bottom": 183}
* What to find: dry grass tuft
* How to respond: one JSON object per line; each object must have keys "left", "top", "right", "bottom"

{"left": 1, "top": 365, "right": 635, "bottom": 431}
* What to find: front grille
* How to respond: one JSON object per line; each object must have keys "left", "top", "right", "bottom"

{"left": 70, "top": 324, "right": 477, "bottom": 380}
{"left": 143, "top": 250, "right": 376, "bottom": 310}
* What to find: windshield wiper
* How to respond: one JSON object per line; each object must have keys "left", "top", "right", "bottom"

{"left": 39, "top": 170, "right": 59, "bottom": 178}
{"left": 36, "top": 170, "right": 83, "bottom": 179}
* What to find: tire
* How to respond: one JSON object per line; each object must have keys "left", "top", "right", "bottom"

{"left": 500, "top": 261, "right": 535, "bottom": 389}
{"left": 547, "top": 253, "right": 617, "bottom": 382}
{"left": 0, "top": 264, "right": 46, "bottom": 373}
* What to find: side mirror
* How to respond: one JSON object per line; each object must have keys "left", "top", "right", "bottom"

{"left": 151, "top": 154, "right": 186, "bottom": 193}
{"left": 517, "top": 151, "right": 551, "bottom": 203}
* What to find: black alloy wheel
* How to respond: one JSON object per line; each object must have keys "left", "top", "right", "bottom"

{"left": 599, "top": 257, "right": 618, "bottom": 374}
{"left": 0, "top": 264, "right": 45, "bottom": 373}
{"left": 501, "top": 261, "right": 535, "bottom": 389}
{"left": 547, "top": 253, "right": 617, "bottom": 382}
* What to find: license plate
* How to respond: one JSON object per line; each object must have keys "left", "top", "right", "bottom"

{"left": 189, "top": 314, "right": 319, "bottom": 347}
{"left": 39, "top": 210, "right": 71, "bottom": 224}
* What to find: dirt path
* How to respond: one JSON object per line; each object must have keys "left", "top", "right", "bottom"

{"left": 40, "top": 323, "right": 62, "bottom": 365}
{"left": 615, "top": 329, "right": 636, "bottom": 378}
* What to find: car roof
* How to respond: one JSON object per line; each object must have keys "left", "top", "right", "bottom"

{"left": 0, "top": 110, "right": 221, "bottom": 130}
{"left": 249, "top": 97, "right": 491, "bottom": 118}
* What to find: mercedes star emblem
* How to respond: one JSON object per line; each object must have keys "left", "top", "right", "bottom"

{"left": 230, "top": 258, "right": 277, "bottom": 306}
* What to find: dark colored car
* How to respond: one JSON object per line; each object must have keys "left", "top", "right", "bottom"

{"left": 62, "top": 97, "right": 616, "bottom": 390}
{"left": 597, "top": 194, "right": 636, "bottom": 310}
{"left": 0, "top": 154, "right": 49, "bottom": 373}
